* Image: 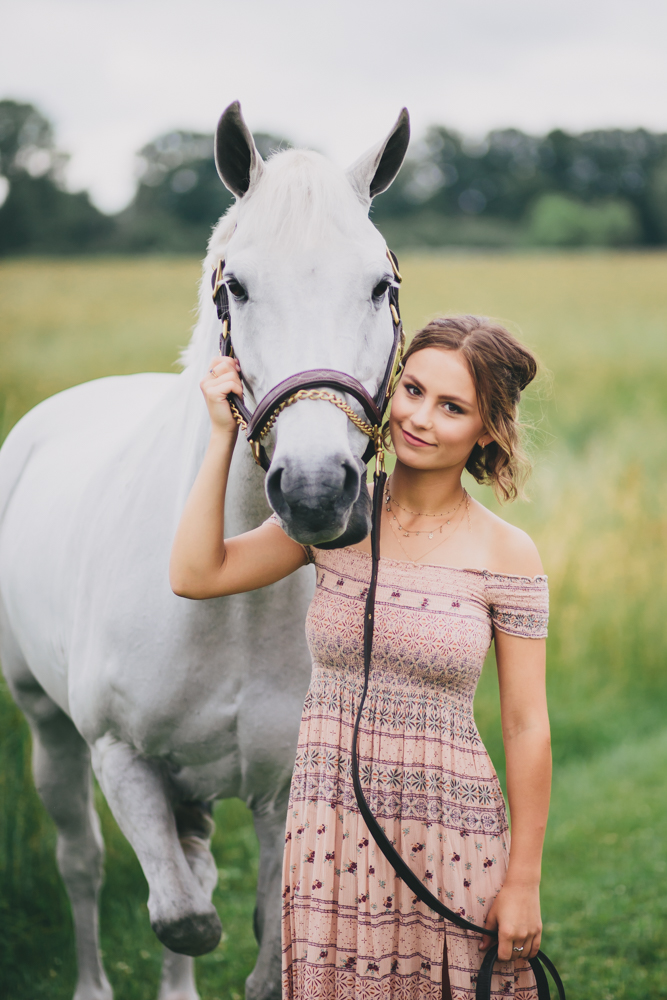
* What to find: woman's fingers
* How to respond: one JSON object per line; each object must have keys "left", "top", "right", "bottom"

{"left": 208, "top": 372, "right": 244, "bottom": 396}
{"left": 478, "top": 887, "right": 542, "bottom": 962}
{"left": 203, "top": 358, "right": 243, "bottom": 395}
{"left": 527, "top": 929, "right": 541, "bottom": 959}
{"left": 496, "top": 927, "right": 517, "bottom": 962}
{"left": 498, "top": 930, "right": 541, "bottom": 962}
{"left": 479, "top": 908, "right": 498, "bottom": 953}
{"left": 200, "top": 357, "right": 244, "bottom": 431}
{"left": 206, "top": 357, "right": 241, "bottom": 380}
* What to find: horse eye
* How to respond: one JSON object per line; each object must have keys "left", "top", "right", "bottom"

{"left": 372, "top": 279, "right": 390, "bottom": 299}
{"left": 226, "top": 277, "right": 247, "bottom": 300}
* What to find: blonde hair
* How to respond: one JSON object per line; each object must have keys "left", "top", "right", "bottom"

{"left": 393, "top": 315, "right": 537, "bottom": 502}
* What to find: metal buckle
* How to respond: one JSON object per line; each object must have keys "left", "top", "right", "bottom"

{"left": 373, "top": 426, "right": 385, "bottom": 477}
{"left": 212, "top": 259, "right": 225, "bottom": 301}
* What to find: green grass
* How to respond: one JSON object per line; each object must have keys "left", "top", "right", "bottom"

{"left": 1, "top": 253, "right": 667, "bottom": 999}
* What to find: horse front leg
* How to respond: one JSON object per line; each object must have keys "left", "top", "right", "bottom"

{"left": 245, "top": 797, "right": 290, "bottom": 1000}
{"left": 92, "top": 736, "right": 221, "bottom": 957}
{"left": 157, "top": 802, "right": 219, "bottom": 1000}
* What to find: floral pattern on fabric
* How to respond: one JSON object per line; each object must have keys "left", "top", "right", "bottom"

{"left": 274, "top": 531, "right": 548, "bottom": 1000}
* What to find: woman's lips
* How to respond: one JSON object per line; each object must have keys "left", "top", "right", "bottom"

{"left": 401, "top": 427, "right": 434, "bottom": 447}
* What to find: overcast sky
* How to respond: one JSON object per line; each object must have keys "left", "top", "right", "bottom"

{"left": 2, "top": 0, "right": 666, "bottom": 212}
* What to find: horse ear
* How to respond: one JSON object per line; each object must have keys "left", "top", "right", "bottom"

{"left": 215, "top": 101, "right": 264, "bottom": 198}
{"left": 346, "top": 108, "right": 410, "bottom": 205}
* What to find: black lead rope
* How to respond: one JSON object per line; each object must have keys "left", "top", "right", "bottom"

{"left": 351, "top": 470, "right": 566, "bottom": 1000}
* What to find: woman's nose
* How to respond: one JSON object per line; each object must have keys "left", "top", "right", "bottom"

{"left": 410, "top": 402, "right": 433, "bottom": 429}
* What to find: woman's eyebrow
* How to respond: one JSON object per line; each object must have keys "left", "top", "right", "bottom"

{"left": 437, "top": 392, "right": 471, "bottom": 405}
{"left": 405, "top": 373, "right": 473, "bottom": 407}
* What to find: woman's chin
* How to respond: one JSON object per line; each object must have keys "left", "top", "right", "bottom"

{"left": 393, "top": 445, "right": 439, "bottom": 469}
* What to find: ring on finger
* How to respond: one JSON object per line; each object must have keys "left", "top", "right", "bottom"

{"left": 512, "top": 945, "right": 524, "bottom": 953}
{"left": 209, "top": 368, "right": 216, "bottom": 376}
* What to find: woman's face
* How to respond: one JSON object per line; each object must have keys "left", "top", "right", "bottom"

{"left": 389, "top": 347, "right": 490, "bottom": 472}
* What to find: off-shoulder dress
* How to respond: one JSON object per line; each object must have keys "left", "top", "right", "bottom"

{"left": 277, "top": 534, "right": 548, "bottom": 1000}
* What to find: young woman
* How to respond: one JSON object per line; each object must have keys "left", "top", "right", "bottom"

{"left": 170, "top": 315, "right": 551, "bottom": 1000}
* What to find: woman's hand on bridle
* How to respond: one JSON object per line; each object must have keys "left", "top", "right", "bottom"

{"left": 201, "top": 357, "right": 244, "bottom": 436}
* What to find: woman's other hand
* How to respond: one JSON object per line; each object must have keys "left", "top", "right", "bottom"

{"left": 479, "top": 882, "right": 542, "bottom": 961}
{"left": 200, "top": 357, "right": 244, "bottom": 435}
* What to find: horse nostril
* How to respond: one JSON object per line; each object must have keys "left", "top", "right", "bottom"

{"left": 341, "top": 460, "right": 360, "bottom": 504}
{"left": 265, "top": 463, "right": 285, "bottom": 515}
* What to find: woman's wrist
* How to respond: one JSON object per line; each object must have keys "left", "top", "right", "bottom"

{"left": 503, "top": 867, "right": 541, "bottom": 889}
{"left": 208, "top": 424, "right": 238, "bottom": 452}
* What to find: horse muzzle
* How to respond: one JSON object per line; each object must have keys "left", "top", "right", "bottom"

{"left": 266, "top": 451, "right": 371, "bottom": 547}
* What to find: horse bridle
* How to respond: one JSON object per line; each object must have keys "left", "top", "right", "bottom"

{"left": 211, "top": 247, "right": 406, "bottom": 475}
{"left": 211, "top": 253, "right": 566, "bottom": 1000}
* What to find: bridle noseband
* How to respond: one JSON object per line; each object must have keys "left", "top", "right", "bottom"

{"left": 211, "top": 248, "right": 405, "bottom": 474}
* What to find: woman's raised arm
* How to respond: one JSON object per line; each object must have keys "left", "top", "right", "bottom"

{"left": 169, "top": 357, "right": 308, "bottom": 599}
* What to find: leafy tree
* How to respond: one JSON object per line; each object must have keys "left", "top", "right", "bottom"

{"left": 374, "top": 125, "right": 667, "bottom": 246}
{"left": 2, "top": 99, "right": 667, "bottom": 252}
{"left": 0, "top": 100, "right": 112, "bottom": 255}
{"left": 112, "top": 130, "right": 291, "bottom": 253}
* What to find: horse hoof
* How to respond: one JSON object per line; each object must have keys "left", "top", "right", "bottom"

{"left": 152, "top": 907, "right": 222, "bottom": 957}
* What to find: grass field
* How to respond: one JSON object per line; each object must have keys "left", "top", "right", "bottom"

{"left": 1, "top": 252, "right": 666, "bottom": 1000}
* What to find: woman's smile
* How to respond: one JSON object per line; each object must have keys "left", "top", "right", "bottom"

{"left": 401, "top": 426, "right": 435, "bottom": 447}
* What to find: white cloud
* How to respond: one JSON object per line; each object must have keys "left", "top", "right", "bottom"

{"left": 2, "top": 0, "right": 666, "bottom": 211}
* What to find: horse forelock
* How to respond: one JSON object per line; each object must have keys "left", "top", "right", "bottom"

{"left": 232, "top": 149, "right": 367, "bottom": 250}
{"left": 183, "top": 148, "right": 372, "bottom": 371}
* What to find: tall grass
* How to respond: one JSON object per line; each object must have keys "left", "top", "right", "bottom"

{"left": 1, "top": 253, "right": 666, "bottom": 999}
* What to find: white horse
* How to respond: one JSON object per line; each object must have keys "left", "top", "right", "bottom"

{"left": 0, "top": 101, "right": 409, "bottom": 1000}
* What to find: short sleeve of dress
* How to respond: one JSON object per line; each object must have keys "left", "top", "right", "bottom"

{"left": 485, "top": 573, "right": 549, "bottom": 639}
{"left": 264, "top": 511, "right": 315, "bottom": 565}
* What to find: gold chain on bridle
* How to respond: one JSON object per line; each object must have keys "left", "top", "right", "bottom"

{"left": 229, "top": 387, "right": 385, "bottom": 473}
{"left": 258, "top": 389, "right": 375, "bottom": 440}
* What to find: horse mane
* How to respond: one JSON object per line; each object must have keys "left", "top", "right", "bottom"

{"left": 181, "top": 148, "right": 367, "bottom": 369}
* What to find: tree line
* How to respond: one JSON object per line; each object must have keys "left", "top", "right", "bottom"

{"left": 2, "top": 99, "right": 667, "bottom": 255}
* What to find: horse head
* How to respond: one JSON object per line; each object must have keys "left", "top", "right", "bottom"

{"left": 207, "top": 101, "right": 410, "bottom": 546}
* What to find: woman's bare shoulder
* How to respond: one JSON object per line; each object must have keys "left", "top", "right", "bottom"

{"left": 472, "top": 500, "right": 544, "bottom": 578}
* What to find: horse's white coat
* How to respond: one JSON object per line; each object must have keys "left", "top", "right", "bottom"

{"left": 0, "top": 106, "right": 408, "bottom": 1000}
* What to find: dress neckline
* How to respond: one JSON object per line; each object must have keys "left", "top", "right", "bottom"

{"left": 323, "top": 544, "right": 547, "bottom": 584}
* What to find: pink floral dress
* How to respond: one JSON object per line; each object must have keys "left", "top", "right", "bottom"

{"left": 280, "top": 541, "right": 548, "bottom": 1000}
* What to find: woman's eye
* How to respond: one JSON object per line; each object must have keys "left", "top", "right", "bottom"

{"left": 372, "top": 279, "right": 390, "bottom": 299}
{"left": 226, "top": 277, "right": 247, "bottom": 300}
{"left": 405, "top": 383, "right": 421, "bottom": 396}
{"left": 443, "top": 402, "right": 462, "bottom": 413}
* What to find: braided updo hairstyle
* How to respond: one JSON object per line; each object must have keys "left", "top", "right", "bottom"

{"left": 395, "top": 315, "right": 538, "bottom": 502}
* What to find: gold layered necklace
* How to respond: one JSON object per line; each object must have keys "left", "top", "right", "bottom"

{"left": 384, "top": 482, "right": 466, "bottom": 539}
{"left": 383, "top": 479, "right": 472, "bottom": 564}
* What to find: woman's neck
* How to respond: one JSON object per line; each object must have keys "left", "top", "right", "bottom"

{"left": 388, "top": 461, "right": 465, "bottom": 516}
